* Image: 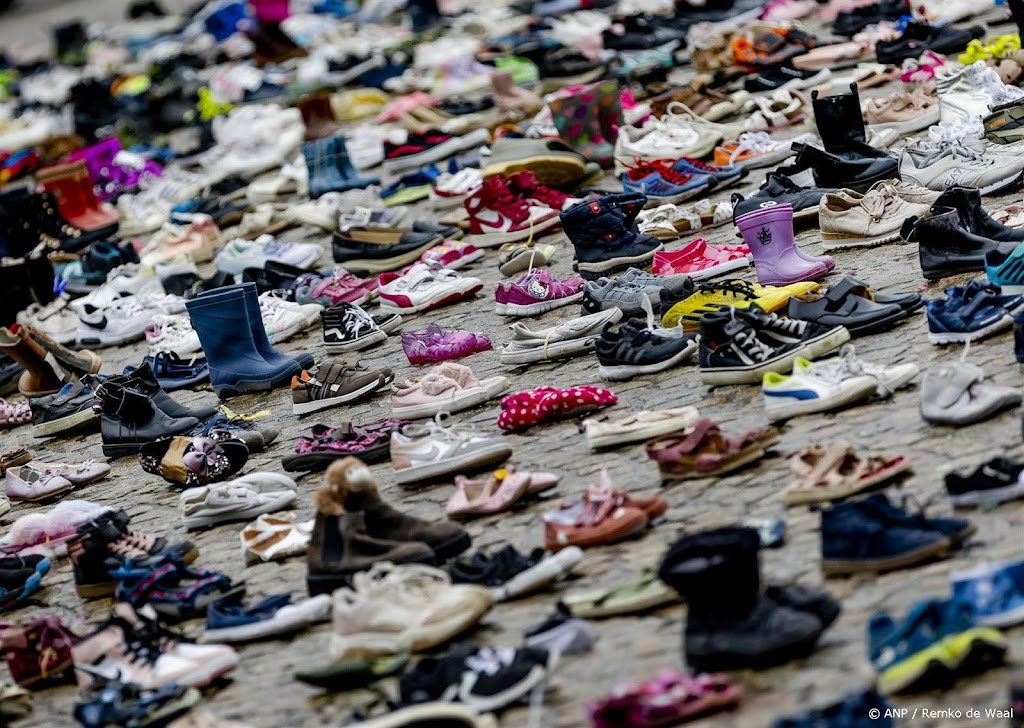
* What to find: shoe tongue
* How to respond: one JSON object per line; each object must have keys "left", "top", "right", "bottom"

{"left": 420, "top": 372, "right": 460, "bottom": 395}
{"left": 432, "top": 362, "right": 477, "bottom": 388}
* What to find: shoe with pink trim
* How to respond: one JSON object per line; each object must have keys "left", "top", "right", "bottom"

{"left": 420, "top": 240, "right": 485, "bottom": 270}
{"left": 295, "top": 269, "right": 378, "bottom": 307}
{"left": 495, "top": 269, "right": 584, "bottom": 317}
{"left": 652, "top": 238, "right": 751, "bottom": 280}
{"left": 445, "top": 467, "right": 560, "bottom": 518}
{"left": 588, "top": 670, "right": 741, "bottom": 727}
{"left": 900, "top": 51, "right": 946, "bottom": 85}
{"left": 391, "top": 362, "right": 509, "bottom": 419}
{"left": 760, "top": 0, "right": 817, "bottom": 21}
{"left": 401, "top": 324, "right": 491, "bottom": 365}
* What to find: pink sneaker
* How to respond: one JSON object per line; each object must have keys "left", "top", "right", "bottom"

{"left": 401, "top": 323, "right": 492, "bottom": 365}
{"left": 295, "top": 270, "right": 377, "bottom": 306}
{"left": 652, "top": 238, "right": 751, "bottom": 280}
{"left": 391, "top": 362, "right": 509, "bottom": 419}
{"left": 760, "top": 0, "right": 817, "bottom": 21}
{"left": 900, "top": 51, "right": 946, "bottom": 85}
{"left": 495, "top": 270, "right": 584, "bottom": 317}
{"left": 420, "top": 240, "right": 485, "bottom": 270}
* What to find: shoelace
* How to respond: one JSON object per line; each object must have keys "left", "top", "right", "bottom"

{"left": 465, "top": 646, "right": 519, "bottom": 676}
{"left": 728, "top": 131, "right": 778, "bottom": 164}
{"left": 340, "top": 305, "right": 377, "bottom": 338}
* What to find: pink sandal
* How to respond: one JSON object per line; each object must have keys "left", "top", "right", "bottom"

{"left": 0, "top": 399, "right": 30, "bottom": 429}
{"left": 653, "top": 238, "right": 751, "bottom": 280}
{"left": 588, "top": 670, "right": 740, "bottom": 727}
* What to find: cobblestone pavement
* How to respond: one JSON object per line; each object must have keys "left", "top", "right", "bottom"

{"left": 3, "top": 10, "right": 1024, "bottom": 728}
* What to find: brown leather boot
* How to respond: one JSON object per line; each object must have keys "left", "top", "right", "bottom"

{"left": 325, "top": 457, "right": 471, "bottom": 561}
{"left": 24, "top": 324, "right": 101, "bottom": 376}
{"left": 298, "top": 93, "right": 342, "bottom": 141}
{"left": 0, "top": 326, "right": 65, "bottom": 396}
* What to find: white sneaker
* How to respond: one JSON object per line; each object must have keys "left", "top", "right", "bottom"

{"left": 936, "top": 65, "right": 992, "bottom": 123}
{"left": 390, "top": 413, "right": 513, "bottom": 484}
{"left": 613, "top": 121, "right": 705, "bottom": 173}
{"left": 116, "top": 193, "right": 170, "bottom": 236}
{"left": 967, "top": 60, "right": 1024, "bottom": 107}
{"left": 146, "top": 315, "right": 203, "bottom": 357}
{"left": 71, "top": 265, "right": 164, "bottom": 313}
{"left": 215, "top": 235, "right": 322, "bottom": 275}
{"left": 378, "top": 263, "right": 483, "bottom": 314}
{"left": 16, "top": 295, "right": 78, "bottom": 345}
{"left": 430, "top": 168, "right": 484, "bottom": 209}
{"left": 259, "top": 294, "right": 320, "bottom": 344}
{"left": 808, "top": 344, "right": 920, "bottom": 397}
{"left": 718, "top": 130, "right": 799, "bottom": 169}
{"left": 762, "top": 356, "right": 878, "bottom": 421}
{"left": 77, "top": 297, "right": 156, "bottom": 348}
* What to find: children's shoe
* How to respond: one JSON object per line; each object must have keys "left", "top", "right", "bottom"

{"left": 495, "top": 269, "right": 584, "bottom": 317}
{"left": 400, "top": 324, "right": 491, "bottom": 365}
{"left": 420, "top": 240, "right": 484, "bottom": 270}
{"left": 621, "top": 161, "right": 714, "bottom": 206}
{"left": 1, "top": 615, "right": 77, "bottom": 687}
{"left": 951, "top": 561, "right": 1024, "bottom": 628}
{"left": 926, "top": 288, "right": 1014, "bottom": 344}
{"left": 762, "top": 357, "right": 878, "bottom": 422}
{"left": 984, "top": 244, "right": 1024, "bottom": 294}
{"left": 74, "top": 677, "right": 200, "bottom": 728}
{"left": 652, "top": 238, "right": 750, "bottom": 280}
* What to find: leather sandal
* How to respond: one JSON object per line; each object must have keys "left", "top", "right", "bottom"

{"left": 780, "top": 442, "right": 912, "bottom": 505}
{"left": 645, "top": 418, "right": 778, "bottom": 480}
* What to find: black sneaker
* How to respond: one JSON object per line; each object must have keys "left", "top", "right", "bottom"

{"left": 945, "top": 457, "right": 1024, "bottom": 507}
{"left": 733, "top": 307, "right": 850, "bottom": 349}
{"left": 29, "top": 380, "right": 98, "bottom": 438}
{"left": 744, "top": 65, "right": 828, "bottom": 93}
{"left": 732, "top": 173, "right": 838, "bottom": 220}
{"left": 833, "top": 0, "right": 910, "bottom": 36}
{"left": 875, "top": 21, "right": 985, "bottom": 64}
{"left": 595, "top": 320, "right": 698, "bottom": 380}
{"left": 321, "top": 303, "right": 388, "bottom": 354}
{"left": 399, "top": 644, "right": 551, "bottom": 712}
{"left": 372, "top": 312, "right": 403, "bottom": 334}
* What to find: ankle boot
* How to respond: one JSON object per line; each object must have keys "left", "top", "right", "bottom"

{"left": 736, "top": 203, "right": 834, "bottom": 285}
{"left": 302, "top": 135, "right": 379, "bottom": 199}
{"left": 306, "top": 509, "right": 435, "bottom": 596}
{"left": 658, "top": 526, "right": 827, "bottom": 671}
{"left": 325, "top": 457, "right": 470, "bottom": 561}
{"left": 298, "top": 93, "right": 342, "bottom": 141}
{"left": 0, "top": 327, "right": 66, "bottom": 397}
{"left": 95, "top": 381, "right": 199, "bottom": 459}
{"left": 109, "top": 361, "right": 218, "bottom": 420}
{"left": 185, "top": 286, "right": 301, "bottom": 399}
{"left": 36, "top": 160, "right": 119, "bottom": 234}
{"left": 19, "top": 324, "right": 101, "bottom": 377}
{"left": 934, "top": 186, "right": 1024, "bottom": 243}
{"left": 910, "top": 207, "right": 1020, "bottom": 280}
{"left": 812, "top": 83, "right": 867, "bottom": 154}
{"left": 1, "top": 615, "right": 79, "bottom": 687}
{"left": 491, "top": 71, "right": 542, "bottom": 112}
{"left": 560, "top": 194, "right": 663, "bottom": 280}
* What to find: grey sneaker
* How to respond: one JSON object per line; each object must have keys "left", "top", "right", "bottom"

{"left": 291, "top": 361, "right": 394, "bottom": 415}
{"left": 899, "top": 143, "right": 1024, "bottom": 194}
{"left": 919, "top": 362, "right": 1021, "bottom": 426}
{"left": 819, "top": 188, "right": 931, "bottom": 249}
{"left": 582, "top": 269, "right": 690, "bottom": 317}
{"left": 500, "top": 308, "right": 624, "bottom": 365}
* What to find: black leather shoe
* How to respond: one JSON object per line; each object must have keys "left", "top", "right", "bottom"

{"left": 909, "top": 207, "right": 1020, "bottom": 280}
{"left": 332, "top": 229, "right": 442, "bottom": 274}
{"left": 934, "top": 186, "right": 1024, "bottom": 243}
{"left": 781, "top": 143, "right": 898, "bottom": 194}
{"left": 95, "top": 382, "right": 200, "bottom": 459}
{"left": 113, "top": 362, "right": 218, "bottom": 421}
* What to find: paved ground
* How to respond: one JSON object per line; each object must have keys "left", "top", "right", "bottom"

{"left": 2, "top": 6, "right": 1024, "bottom": 728}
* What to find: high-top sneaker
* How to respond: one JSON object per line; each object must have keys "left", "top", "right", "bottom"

{"left": 505, "top": 170, "right": 582, "bottom": 211}
{"left": 1, "top": 615, "right": 79, "bottom": 687}
{"left": 464, "top": 177, "right": 562, "bottom": 247}
{"left": 560, "top": 193, "right": 663, "bottom": 280}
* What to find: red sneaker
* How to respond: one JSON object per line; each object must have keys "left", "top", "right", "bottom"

{"left": 463, "top": 176, "right": 561, "bottom": 247}
{"left": 505, "top": 170, "right": 583, "bottom": 211}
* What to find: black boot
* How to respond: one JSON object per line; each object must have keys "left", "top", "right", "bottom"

{"left": 658, "top": 526, "right": 827, "bottom": 672}
{"left": 111, "top": 362, "right": 219, "bottom": 421}
{"left": 95, "top": 382, "right": 200, "bottom": 460}
{"left": 934, "top": 186, "right": 1024, "bottom": 242}
{"left": 811, "top": 83, "right": 867, "bottom": 154}
{"left": 907, "top": 207, "right": 1020, "bottom": 280}
{"left": 560, "top": 193, "right": 662, "bottom": 280}
{"left": 780, "top": 142, "right": 897, "bottom": 193}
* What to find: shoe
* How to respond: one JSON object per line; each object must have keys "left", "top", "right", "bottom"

{"left": 587, "top": 669, "right": 741, "bottom": 727}
{"left": 819, "top": 188, "right": 931, "bottom": 249}
{"left": 561, "top": 193, "right": 663, "bottom": 280}
{"left": 505, "top": 170, "right": 582, "bottom": 212}
{"left": 421, "top": 240, "right": 484, "bottom": 270}
{"left": 524, "top": 604, "right": 595, "bottom": 655}
{"left": 595, "top": 319, "right": 699, "bottom": 381}
{"left": 920, "top": 361, "right": 1021, "bottom": 425}
{"left": 449, "top": 545, "right": 582, "bottom": 602}
{"left": 94, "top": 381, "right": 199, "bottom": 460}
{"left": 658, "top": 526, "right": 830, "bottom": 671}
{"left": 713, "top": 131, "right": 799, "bottom": 170}
{"left": 698, "top": 308, "right": 850, "bottom": 385}
{"left": 294, "top": 269, "right": 377, "bottom": 307}
{"left": 321, "top": 302, "right": 388, "bottom": 353}
{"left": 900, "top": 143, "right": 1024, "bottom": 194}
{"left": 787, "top": 278, "right": 908, "bottom": 336}
{"left": 482, "top": 137, "right": 588, "bottom": 187}
{"left": 935, "top": 185, "right": 1024, "bottom": 242}
{"left": 74, "top": 677, "right": 200, "bottom": 728}
{"left": 984, "top": 98, "right": 1024, "bottom": 145}
{"left": 391, "top": 362, "right": 508, "bottom": 420}
{"left": 27, "top": 380, "right": 97, "bottom": 438}
{"left": 620, "top": 161, "right": 714, "bottom": 206}
{"left": 732, "top": 172, "right": 837, "bottom": 220}
{"left": 833, "top": 0, "right": 909, "bottom": 35}
{"left": 762, "top": 357, "right": 878, "bottom": 422}
{"left": 495, "top": 269, "right": 583, "bottom": 317}
{"left": 76, "top": 297, "right": 159, "bottom": 349}
{"left": 584, "top": 407, "right": 699, "bottom": 451}
{"left": 582, "top": 273, "right": 688, "bottom": 318}
{"left": 951, "top": 561, "right": 1024, "bottom": 627}
{"left": 391, "top": 414, "right": 513, "bottom": 485}
{"left": 292, "top": 361, "right": 393, "bottom": 415}
{"left": 782, "top": 141, "right": 899, "bottom": 194}
{"left": 0, "top": 326, "right": 92, "bottom": 398}
{"left": 446, "top": 468, "right": 560, "bottom": 519}
{"left": 15, "top": 296, "right": 78, "bottom": 346}
{"left": 500, "top": 309, "right": 624, "bottom": 365}
{"left": 333, "top": 227, "right": 445, "bottom": 274}
{"left": 660, "top": 279, "right": 819, "bottom": 331}
{"left": 910, "top": 207, "right": 1021, "bottom": 280}
{"left": 215, "top": 235, "right": 321, "bottom": 276}
{"left": 1, "top": 615, "right": 78, "bottom": 687}
{"left": 383, "top": 129, "right": 489, "bottom": 175}
{"left": 770, "top": 690, "right": 894, "bottom": 728}
{"left": 613, "top": 120, "right": 719, "bottom": 173}
{"left": 130, "top": 352, "right": 209, "bottom": 393}
{"left": 203, "top": 593, "right": 331, "bottom": 643}
{"left": 401, "top": 325, "right": 490, "bottom": 365}
{"left": 463, "top": 177, "right": 562, "bottom": 247}
{"left": 496, "top": 385, "right": 618, "bottom": 431}
{"left": 869, "top": 598, "right": 1006, "bottom": 694}
{"left": 800, "top": 343, "right": 920, "bottom": 397}
{"left": 736, "top": 203, "right": 834, "bottom": 285}
{"left": 745, "top": 65, "right": 831, "bottom": 93}
{"left": 875, "top": 21, "right": 985, "bottom": 64}
{"left": 946, "top": 457, "right": 1024, "bottom": 507}
{"left": 926, "top": 287, "right": 1014, "bottom": 344}
{"left": 543, "top": 481, "right": 652, "bottom": 552}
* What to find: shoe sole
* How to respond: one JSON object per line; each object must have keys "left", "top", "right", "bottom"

{"left": 950, "top": 479, "right": 1024, "bottom": 507}
{"left": 484, "top": 156, "right": 586, "bottom": 187}
{"left": 821, "top": 537, "right": 953, "bottom": 576}
{"left": 497, "top": 291, "right": 583, "bottom": 317}
{"left": 382, "top": 128, "right": 491, "bottom": 175}
{"left": 821, "top": 229, "right": 903, "bottom": 250}
{"left": 378, "top": 282, "right": 483, "bottom": 315}
{"left": 699, "top": 327, "right": 851, "bottom": 385}
{"left": 324, "top": 330, "right": 388, "bottom": 354}
{"left": 598, "top": 339, "right": 699, "bottom": 381}
{"left": 292, "top": 376, "right": 391, "bottom": 415}
{"left": 464, "top": 215, "right": 563, "bottom": 248}
{"left": 878, "top": 628, "right": 1007, "bottom": 695}
{"left": 500, "top": 336, "right": 596, "bottom": 365}
{"left": 30, "top": 409, "right": 98, "bottom": 438}
{"left": 394, "top": 443, "right": 514, "bottom": 485}
{"left": 576, "top": 244, "right": 664, "bottom": 280}
{"left": 928, "top": 314, "right": 1013, "bottom": 344}
{"left": 391, "top": 379, "right": 509, "bottom": 420}
{"left": 764, "top": 377, "right": 879, "bottom": 422}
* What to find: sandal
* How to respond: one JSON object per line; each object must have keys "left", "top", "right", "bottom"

{"left": 780, "top": 442, "right": 912, "bottom": 505}
{"left": 645, "top": 418, "right": 778, "bottom": 480}
{"left": 742, "top": 89, "right": 810, "bottom": 132}
{"left": 991, "top": 204, "right": 1024, "bottom": 228}
{"left": 562, "top": 570, "right": 678, "bottom": 618}
{"left": 589, "top": 670, "right": 740, "bottom": 727}
{"left": 0, "top": 449, "right": 31, "bottom": 476}
{"left": 112, "top": 557, "right": 243, "bottom": 620}
{"left": 241, "top": 513, "right": 314, "bottom": 563}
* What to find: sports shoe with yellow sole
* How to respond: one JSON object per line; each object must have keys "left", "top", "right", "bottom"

{"left": 661, "top": 280, "right": 820, "bottom": 331}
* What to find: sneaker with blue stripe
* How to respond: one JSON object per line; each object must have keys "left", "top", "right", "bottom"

{"left": 985, "top": 244, "right": 1024, "bottom": 294}
{"left": 622, "top": 161, "right": 714, "bottom": 206}
{"left": 761, "top": 356, "right": 878, "bottom": 422}
{"left": 926, "top": 288, "right": 1014, "bottom": 344}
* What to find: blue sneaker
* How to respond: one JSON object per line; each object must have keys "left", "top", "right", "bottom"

{"left": 771, "top": 689, "right": 893, "bottom": 728}
{"left": 674, "top": 157, "right": 746, "bottom": 189}
{"left": 952, "top": 560, "right": 1024, "bottom": 628}
{"left": 622, "top": 161, "right": 714, "bottom": 205}
{"left": 868, "top": 599, "right": 1006, "bottom": 694}
{"left": 955, "top": 277, "right": 1024, "bottom": 314}
{"left": 204, "top": 593, "right": 331, "bottom": 642}
{"left": 926, "top": 288, "right": 1013, "bottom": 345}
{"left": 985, "top": 245, "right": 1024, "bottom": 293}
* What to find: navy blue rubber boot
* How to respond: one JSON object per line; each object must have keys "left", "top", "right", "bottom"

{"left": 302, "top": 134, "right": 379, "bottom": 198}
{"left": 185, "top": 286, "right": 300, "bottom": 400}
{"left": 238, "top": 282, "right": 315, "bottom": 370}
{"left": 560, "top": 193, "right": 662, "bottom": 281}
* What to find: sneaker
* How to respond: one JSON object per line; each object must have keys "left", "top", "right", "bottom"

{"left": 713, "top": 131, "right": 799, "bottom": 169}
{"left": 383, "top": 128, "right": 489, "bottom": 175}
{"left": 391, "top": 414, "right": 513, "bottom": 484}
{"left": 819, "top": 187, "right": 931, "bottom": 249}
{"left": 77, "top": 297, "right": 156, "bottom": 348}
{"left": 214, "top": 235, "right": 321, "bottom": 275}
{"left": 926, "top": 288, "right": 1014, "bottom": 344}
{"left": 732, "top": 172, "right": 837, "bottom": 220}
{"left": 744, "top": 65, "right": 831, "bottom": 93}
{"left": 499, "top": 308, "right": 624, "bottom": 365}
{"left": 15, "top": 296, "right": 77, "bottom": 346}
{"left": 951, "top": 561, "right": 1024, "bottom": 628}
{"left": 321, "top": 302, "right": 388, "bottom": 353}
{"left": 762, "top": 356, "right": 878, "bottom": 421}
{"left": 203, "top": 593, "right": 332, "bottom": 643}
{"left": 807, "top": 344, "right": 920, "bottom": 397}
{"left": 259, "top": 294, "right": 319, "bottom": 345}
{"left": 146, "top": 315, "right": 202, "bottom": 357}
{"left": 378, "top": 263, "right": 483, "bottom": 314}
{"left": 495, "top": 269, "right": 583, "bottom": 317}
{"left": 595, "top": 319, "right": 699, "bottom": 381}
{"left": 291, "top": 361, "right": 394, "bottom": 415}
{"left": 449, "top": 545, "right": 583, "bottom": 602}
{"left": 73, "top": 677, "right": 200, "bottom": 726}
{"left": 463, "top": 177, "right": 562, "bottom": 247}
{"left": 329, "top": 562, "right": 492, "bottom": 658}
{"left": 899, "top": 142, "right": 1024, "bottom": 194}
{"left": 391, "top": 363, "right": 509, "bottom": 420}
{"left": 875, "top": 21, "right": 985, "bottom": 65}
{"left": 1, "top": 615, "right": 78, "bottom": 687}
{"left": 984, "top": 245, "right": 1024, "bottom": 294}
{"left": 621, "top": 161, "right": 714, "bottom": 205}
{"left": 421, "top": 240, "right": 484, "bottom": 270}
{"left": 698, "top": 308, "right": 850, "bottom": 385}
{"left": 28, "top": 380, "right": 98, "bottom": 438}
{"left": 984, "top": 98, "right": 1024, "bottom": 145}
{"left": 945, "top": 457, "right": 1024, "bottom": 507}
{"left": 581, "top": 275, "right": 684, "bottom": 318}
{"left": 584, "top": 406, "right": 699, "bottom": 451}
{"left": 429, "top": 168, "right": 484, "bottom": 210}
{"left": 613, "top": 121, "right": 712, "bottom": 172}
{"left": 294, "top": 270, "right": 377, "bottom": 307}
{"left": 505, "top": 170, "right": 583, "bottom": 211}
{"left": 0, "top": 555, "right": 49, "bottom": 613}
{"left": 660, "top": 279, "right": 819, "bottom": 330}
{"left": 864, "top": 89, "right": 940, "bottom": 134}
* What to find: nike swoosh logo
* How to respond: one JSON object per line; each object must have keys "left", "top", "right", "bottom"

{"left": 411, "top": 443, "right": 444, "bottom": 462}
{"left": 982, "top": 466, "right": 1012, "bottom": 481}
{"left": 473, "top": 208, "right": 505, "bottom": 226}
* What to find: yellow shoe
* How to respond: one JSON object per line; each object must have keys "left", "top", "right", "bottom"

{"left": 959, "top": 38, "right": 990, "bottom": 65}
{"left": 334, "top": 88, "right": 390, "bottom": 121}
{"left": 662, "top": 280, "right": 820, "bottom": 331}
{"left": 197, "top": 87, "right": 233, "bottom": 122}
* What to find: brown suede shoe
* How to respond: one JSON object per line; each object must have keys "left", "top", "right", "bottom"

{"left": 325, "top": 457, "right": 471, "bottom": 561}
{"left": 0, "top": 326, "right": 64, "bottom": 396}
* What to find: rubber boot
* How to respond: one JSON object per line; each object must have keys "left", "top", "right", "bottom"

{"left": 298, "top": 93, "right": 342, "bottom": 142}
{"left": 238, "top": 282, "right": 315, "bottom": 370}
{"left": 549, "top": 79, "right": 619, "bottom": 167}
{"left": 36, "top": 161, "right": 118, "bottom": 233}
{"left": 735, "top": 203, "right": 834, "bottom": 285}
{"left": 95, "top": 381, "right": 199, "bottom": 460}
{"left": 935, "top": 186, "right": 1024, "bottom": 242}
{"left": 658, "top": 526, "right": 826, "bottom": 672}
{"left": 0, "top": 327, "right": 64, "bottom": 397}
{"left": 302, "top": 135, "right": 379, "bottom": 199}
{"left": 185, "top": 286, "right": 301, "bottom": 399}
{"left": 812, "top": 83, "right": 866, "bottom": 154}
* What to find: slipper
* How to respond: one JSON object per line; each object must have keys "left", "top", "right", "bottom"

{"left": 562, "top": 570, "right": 678, "bottom": 618}
{"left": 780, "top": 442, "right": 912, "bottom": 505}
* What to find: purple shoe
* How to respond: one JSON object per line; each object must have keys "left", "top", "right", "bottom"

{"left": 68, "top": 139, "right": 163, "bottom": 201}
{"left": 735, "top": 203, "right": 834, "bottom": 286}
{"left": 281, "top": 420, "right": 407, "bottom": 472}
{"left": 401, "top": 323, "right": 491, "bottom": 365}
{"left": 495, "top": 269, "right": 584, "bottom": 317}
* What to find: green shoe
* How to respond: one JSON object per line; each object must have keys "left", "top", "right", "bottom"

{"left": 295, "top": 654, "right": 409, "bottom": 691}
{"left": 493, "top": 56, "right": 540, "bottom": 85}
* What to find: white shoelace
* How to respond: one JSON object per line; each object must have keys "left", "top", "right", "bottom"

{"left": 465, "top": 647, "right": 518, "bottom": 676}
{"left": 728, "top": 131, "right": 779, "bottom": 164}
